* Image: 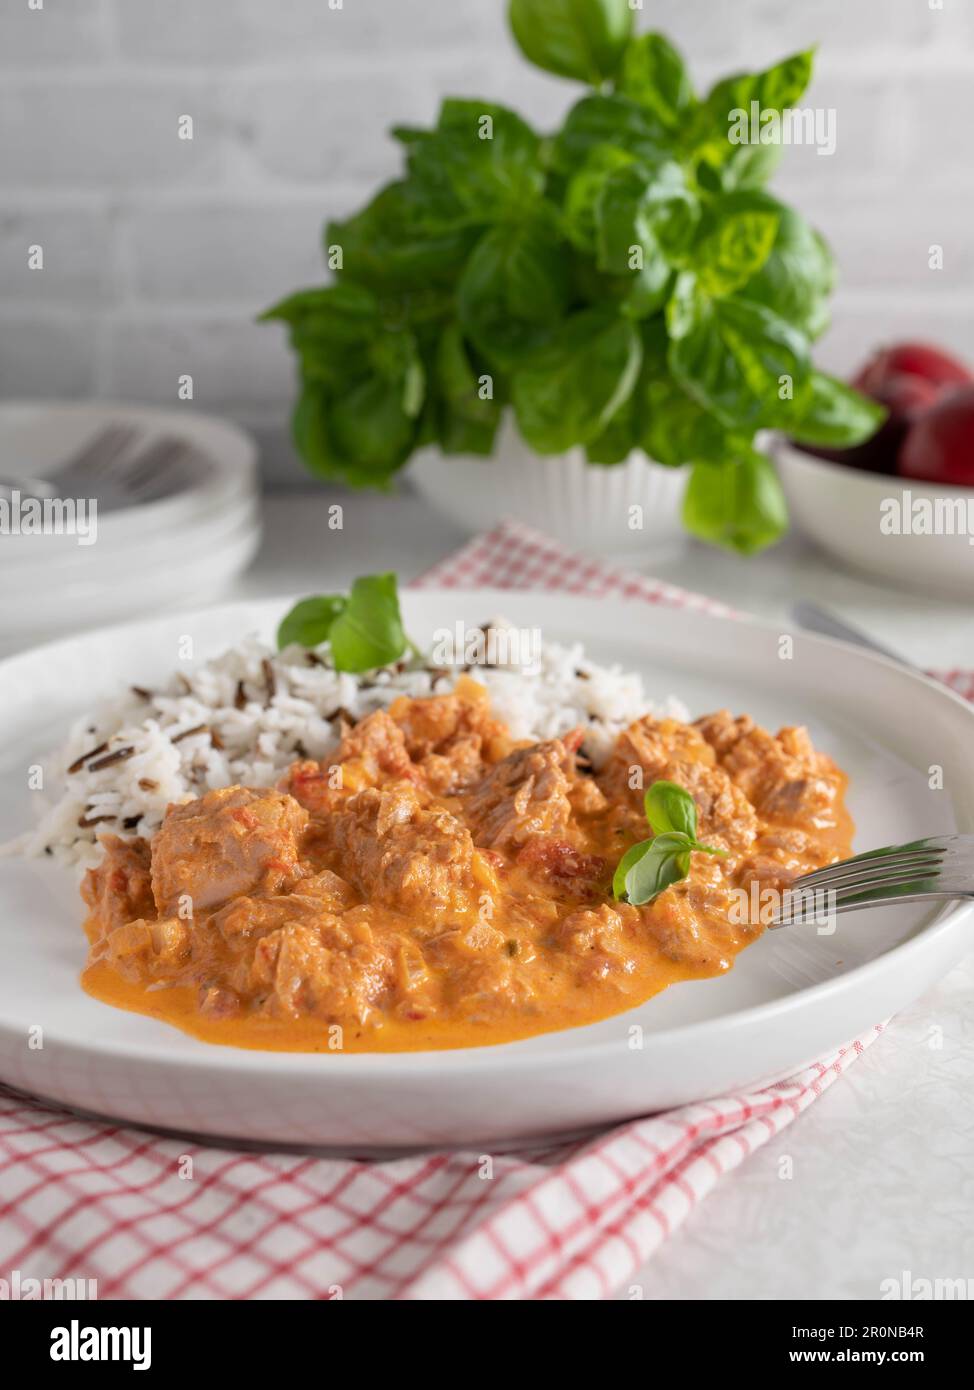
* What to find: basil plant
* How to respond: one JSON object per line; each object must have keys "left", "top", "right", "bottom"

{"left": 262, "top": 0, "right": 883, "bottom": 554}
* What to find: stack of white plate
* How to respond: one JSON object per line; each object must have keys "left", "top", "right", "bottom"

{"left": 0, "top": 403, "right": 261, "bottom": 647}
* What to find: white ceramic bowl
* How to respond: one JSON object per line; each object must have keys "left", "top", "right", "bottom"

{"left": 776, "top": 440, "right": 974, "bottom": 600}
{"left": 409, "top": 414, "right": 687, "bottom": 562}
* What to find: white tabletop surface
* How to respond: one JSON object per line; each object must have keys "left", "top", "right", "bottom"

{"left": 11, "top": 487, "right": 974, "bottom": 1301}
{"left": 238, "top": 490, "right": 974, "bottom": 670}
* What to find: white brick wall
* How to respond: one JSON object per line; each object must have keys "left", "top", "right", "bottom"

{"left": 1, "top": 0, "right": 973, "bottom": 486}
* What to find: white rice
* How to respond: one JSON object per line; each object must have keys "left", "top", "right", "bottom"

{"left": 3, "top": 624, "right": 687, "bottom": 872}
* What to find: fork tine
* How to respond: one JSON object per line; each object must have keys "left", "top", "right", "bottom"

{"left": 56, "top": 425, "right": 140, "bottom": 484}
{"left": 772, "top": 889, "right": 967, "bottom": 926}
{"left": 797, "top": 853, "right": 946, "bottom": 892}
{"left": 811, "top": 867, "right": 944, "bottom": 900}
{"left": 108, "top": 437, "right": 193, "bottom": 500}
{"left": 793, "top": 838, "right": 955, "bottom": 889}
{"left": 47, "top": 427, "right": 116, "bottom": 481}
{"left": 830, "top": 872, "right": 944, "bottom": 903}
{"left": 796, "top": 860, "right": 944, "bottom": 896}
{"left": 88, "top": 427, "right": 144, "bottom": 479}
{"left": 782, "top": 871, "right": 944, "bottom": 917}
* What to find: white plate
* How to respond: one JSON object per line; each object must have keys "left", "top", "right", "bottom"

{"left": 1, "top": 592, "right": 972, "bottom": 1150}
{"left": 0, "top": 514, "right": 263, "bottom": 640}
{"left": 0, "top": 492, "right": 260, "bottom": 583}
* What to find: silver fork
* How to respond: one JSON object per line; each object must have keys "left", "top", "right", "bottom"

{"left": 771, "top": 835, "right": 974, "bottom": 926}
{"left": 0, "top": 425, "right": 140, "bottom": 505}
{"left": 0, "top": 427, "right": 197, "bottom": 511}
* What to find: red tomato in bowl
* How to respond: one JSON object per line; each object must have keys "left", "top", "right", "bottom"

{"left": 898, "top": 385, "right": 974, "bottom": 487}
{"left": 855, "top": 343, "right": 973, "bottom": 395}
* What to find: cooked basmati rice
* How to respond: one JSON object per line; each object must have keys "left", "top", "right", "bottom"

{"left": 2, "top": 624, "right": 686, "bottom": 872}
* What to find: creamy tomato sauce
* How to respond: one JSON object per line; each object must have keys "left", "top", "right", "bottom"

{"left": 81, "top": 680, "right": 853, "bottom": 1052}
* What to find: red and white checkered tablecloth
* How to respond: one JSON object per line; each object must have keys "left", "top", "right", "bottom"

{"left": 0, "top": 519, "right": 938, "bottom": 1301}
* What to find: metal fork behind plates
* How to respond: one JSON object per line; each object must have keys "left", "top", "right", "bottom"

{"left": 0, "top": 426, "right": 198, "bottom": 511}
{"left": 771, "top": 835, "right": 974, "bottom": 926}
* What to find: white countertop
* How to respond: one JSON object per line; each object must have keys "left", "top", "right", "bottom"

{"left": 11, "top": 488, "right": 974, "bottom": 1300}
{"left": 239, "top": 490, "right": 974, "bottom": 670}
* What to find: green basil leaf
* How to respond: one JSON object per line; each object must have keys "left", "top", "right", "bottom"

{"left": 291, "top": 380, "right": 348, "bottom": 483}
{"left": 667, "top": 275, "right": 811, "bottom": 430}
{"left": 563, "top": 146, "right": 636, "bottom": 254}
{"left": 716, "top": 142, "right": 783, "bottom": 192}
{"left": 569, "top": 255, "right": 662, "bottom": 319}
{"left": 737, "top": 198, "right": 835, "bottom": 340}
{"left": 593, "top": 162, "right": 653, "bottom": 271}
{"left": 406, "top": 99, "right": 544, "bottom": 226}
{"left": 693, "top": 48, "right": 815, "bottom": 165}
{"left": 644, "top": 780, "right": 700, "bottom": 839}
{"left": 598, "top": 160, "right": 698, "bottom": 273}
{"left": 278, "top": 294, "right": 425, "bottom": 487}
{"left": 277, "top": 595, "right": 347, "bottom": 651}
{"left": 508, "top": 0, "right": 633, "bottom": 84}
{"left": 786, "top": 371, "right": 887, "bottom": 448}
{"left": 264, "top": 283, "right": 379, "bottom": 390}
{"left": 289, "top": 378, "right": 402, "bottom": 492}
{"left": 326, "top": 182, "right": 478, "bottom": 291}
{"left": 621, "top": 832, "right": 693, "bottom": 905}
{"left": 377, "top": 329, "right": 427, "bottom": 414}
{"left": 585, "top": 386, "right": 638, "bottom": 463}
{"left": 691, "top": 197, "right": 781, "bottom": 297}
{"left": 639, "top": 375, "right": 732, "bottom": 467}
{"left": 328, "top": 573, "right": 408, "bottom": 673}
{"left": 683, "top": 450, "right": 788, "bottom": 555}
{"left": 612, "top": 837, "right": 653, "bottom": 900}
{"left": 619, "top": 255, "right": 674, "bottom": 318}
{"left": 640, "top": 162, "right": 701, "bottom": 262}
{"left": 260, "top": 281, "right": 376, "bottom": 332}
{"left": 433, "top": 322, "right": 503, "bottom": 455}
{"left": 458, "top": 213, "right": 571, "bottom": 369}
{"left": 564, "top": 154, "right": 693, "bottom": 288}
{"left": 618, "top": 33, "right": 695, "bottom": 132}
{"left": 512, "top": 308, "right": 642, "bottom": 452}
{"left": 552, "top": 94, "right": 669, "bottom": 175}
{"left": 327, "top": 374, "right": 419, "bottom": 484}
{"left": 434, "top": 413, "right": 499, "bottom": 456}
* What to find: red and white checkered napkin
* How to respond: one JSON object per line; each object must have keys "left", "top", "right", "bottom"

{"left": 0, "top": 519, "right": 917, "bottom": 1301}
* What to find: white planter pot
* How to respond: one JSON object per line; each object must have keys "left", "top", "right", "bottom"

{"left": 408, "top": 416, "right": 687, "bottom": 561}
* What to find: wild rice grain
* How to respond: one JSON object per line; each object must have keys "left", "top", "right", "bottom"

{"left": 68, "top": 742, "right": 108, "bottom": 774}
{"left": 171, "top": 724, "right": 207, "bottom": 744}
{"left": 86, "top": 746, "right": 135, "bottom": 772}
{"left": 262, "top": 658, "right": 276, "bottom": 704}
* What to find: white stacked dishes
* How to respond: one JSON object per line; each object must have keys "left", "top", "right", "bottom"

{"left": 0, "top": 403, "right": 261, "bottom": 645}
